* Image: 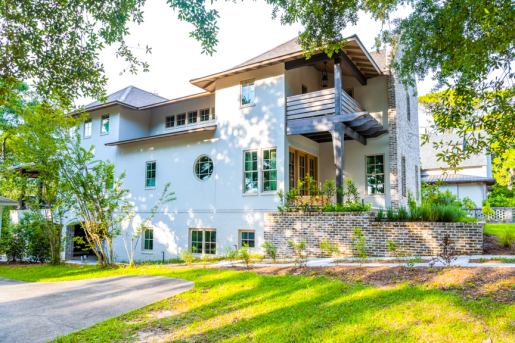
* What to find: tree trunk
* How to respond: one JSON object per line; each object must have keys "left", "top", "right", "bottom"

{"left": 509, "top": 167, "right": 514, "bottom": 191}
{"left": 2, "top": 136, "right": 6, "bottom": 160}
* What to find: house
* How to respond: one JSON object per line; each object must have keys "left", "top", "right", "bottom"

{"left": 420, "top": 132, "right": 495, "bottom": 207}
{"left": 65, "top": 35, "right": 421, "bottom": 261}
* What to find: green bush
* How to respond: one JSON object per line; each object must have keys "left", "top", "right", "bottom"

{"left": 261, "top": 241, "right": 277, "bottom": 264}
{"left": 459, "top": 217, "right": 479, "bottom": 223}
{"left": 375, "top": 208, "right": 384, "bottom": 222}
{"left": 499, "top": 229, "right": 515, "bottom": 248}
{"left": 1, "top": 224, "right": 27, "bottom": 262}
{"left": 386, "top": 207, "right": 398, "bottom": 221}
{"left": 397, "top": 206, "right": 409, "bottom": 221}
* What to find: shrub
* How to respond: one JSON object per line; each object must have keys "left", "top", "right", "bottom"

{"left": 499, "top": 229, "right": 515, "bottom": 248}
{"left": 397, "top": 206, "right": 409, "bottom": 221}
{"left": 239, "top": 244, "right": 253, "bottom": 268}
{"left": 434, "top": 204, "right": 466, "bottom": 222}
{"left": 459, "top": 217, "right": 479, "bottom": 223}
{"left": 482, "top": 201, "right": 495, "bottom": 220}
{"left": 375, "top": 208, "right": 384, "bottom": 222}
{"left": 287, "top": 240, "right": 307, "bottom": 267}
{"left": 1, "top": 224, "right": 27, "bottom": 262}
{"left": 320, "top": 240, "right": 340, "bottom": 259}
{"left": 351, "top": 227, "right": 368, "bottom": 265}
{"left": 261, "top": 241, "right": 277, "bottom": 264}
{"left": 180, "top": 248, "right": 195, "bottom": 266}
{"left": 460, "top": 197, "right": 477, "bottom": 210}
{"left": 386, "top": 207, "right": 398, "bottom": 221}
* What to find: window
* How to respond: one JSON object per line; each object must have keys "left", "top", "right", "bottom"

{"left": 241, "top": 231, "right": 255, "bottom": 248}
{"left": 299, "top": 155, "right": 306, "bottom": 195}
{"left": 177, "top": 113, "right": 186, "bottom": 126}
{"left": 200, "top": 108, "right": 210, "bottom": 122}
{"left": 401, "top": 156, "right": 407, "bottom": 197}
{"left": 366, "top": 155, "right": 385, "bottom": 195}
{"left": 188, "top": 111, "right": 198, "bottom": 124}
{"left": 262, "top": 148, "right": 277, "bottom": 192}
{"left": 143, "top": 228, "right": 153, "bottom": 250}
{"left": 194, "top": 155, "right": 214, "bottom": 180}
{"left": 241, "top": 79, "right": 255, "bottom": 106}
{"left": 415, "top": 165, "right": 420, "bottom": 201}
{"left": 407, "top": 91, "right": 411, "bottom": 122}
{"left": 84, "top": 119, "right": 92, "bottom": 137}
{"left": 244, "top": 151, "right": 258, "bottom": 193}
{"left": 344, "top": 88, "right": 354, "bottom": 98}
{"left": 309, "top": 158, "right": 315, "bottom": 180}
{"left": 146, "top": 161, "right": 156, "bottom": 188}
{"left": 289, "top": 152, "right": 295, "bottom": 190}
{"left": 101, "top": 115, "right": 109, "bottom": 134}
{"left": 190, "top": 229, "right": 216, "bottom": 255}
{"left": 165, "top": 115, "right": 175, "bottom": 129}
{"left": 301, "top": 84, "right": 308, "bottom": 94}
{"left": 211, "top": 107, "right": 216, "bottom": 120}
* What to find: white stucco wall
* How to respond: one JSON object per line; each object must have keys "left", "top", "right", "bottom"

{"left": 438, "top": 183, "right": 485, "bottom": 208}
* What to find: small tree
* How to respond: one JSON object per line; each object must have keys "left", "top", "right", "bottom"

{"left": 239, "top": 243, "right": 253, "bottom": 269}
{"left": 351, "top": 227, "right": 368, "bottom": 266}
{"left": 287, "top": 240, "right": 307, "bottom": 267}
{"left": 320, "top": 240, "right": 341, "bottom": 264}
{"left": 482, "top": 201, "right": 495, "bottom": 221}
{"left": 261, "top": 241, "right": 277, "bottom": 264}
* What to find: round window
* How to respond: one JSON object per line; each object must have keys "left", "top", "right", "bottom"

{"left": 194, "top": 155, "right": 214, "bottom": 180}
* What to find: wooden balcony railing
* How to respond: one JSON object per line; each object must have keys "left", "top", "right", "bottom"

{"left": 286, "top": 88, "right": 365, "bottom": 121}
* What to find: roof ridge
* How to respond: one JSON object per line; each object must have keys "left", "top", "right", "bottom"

{"left": 129, "top": 85, "right": 169, "bottom": 100}
{"left": 234, "top": 36, "right": 299, "bottom": 68}
{"left": 118, "top": 86, "right": 133, "bottom": 102}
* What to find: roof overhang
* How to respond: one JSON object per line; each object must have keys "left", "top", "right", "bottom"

{"left": 189, "top": 35, "right": 383, "bottom": 92}
{"left": 105, "top": 125, "right": 217, "bottom": 146}
{"left": 0, "top": 197, "right": 17, "bottom": 206}
{"left": 422, "top": 175, "right": 496, "bottom": 186}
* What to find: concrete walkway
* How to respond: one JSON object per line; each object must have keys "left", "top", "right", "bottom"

{"left": 211, "top": 255, "right": 515, "bottom": 268}
{"left": 0, "top": 275, "right": 194, "bottom": 343}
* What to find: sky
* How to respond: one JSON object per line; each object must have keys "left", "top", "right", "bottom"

{"left": 77, "top": 1, "right": 437, "bottom": 107}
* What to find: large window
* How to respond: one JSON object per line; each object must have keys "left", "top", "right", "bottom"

{"left": 288, "top": 148, "right": 318, "bottom": 194}
{"left": 188, "top": 110, "right": 198, "bottom": 124}
{"left": 401, "top": 156, "right": 407, "bottom": 197}
{"left": 190, "top": 229, "right": 216, "bottom": 255}
{"left": 241, "top": 79, "right": 255, "bottom": 106}
{"left": 262, "top": 148, "right": 277, "bottom": 192}
{"left": 194, "top": 155, "right": 214, "bottom": 181}
{"left": 366, "top": 155, "right": 385, "bottom": 195}
{"left": 241, "top": 231, "right": 255, "bottom": 248}
{"left": 165, "top": 115, "right": 175, "bottom": 129}
{"left": 101, "top": 115, "right": 109, "bottom": 134}
{"left": 200, "top": 108, "right": 210, "bottom": 122}
{"left": 84, "top": 119, "right": 92, "bottom": 138}
{"left": 177, "top": 113, "right": 186, "bottom": 126}
{"left": 244, "top": 151, "right": 258, "bottom": 193}
{"left": 146, "top": 161, "right": 156, "bottom": 188}
{"left": 143, "top": 228, "right": 153, "bottom": 250}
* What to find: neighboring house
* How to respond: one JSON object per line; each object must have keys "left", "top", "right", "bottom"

{"left": 67, "top": 35, "right": 421, "bottom": 261}
{"left": 420, "top": 132, "right": 495, "bottom": 207}
{"left": 0, "top": 196, "right": 18, "bottom": 240}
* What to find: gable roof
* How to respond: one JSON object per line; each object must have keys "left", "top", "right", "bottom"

{"left": 420, "top": 131, "right": 490, "bottom": 170}
{"left": 190, "top": 35, "right": 384, "bottom": 92}
{"left": 0, "top": 196, "right": 17, "bottom": 206}
{"left": 84, "top": 86, "right": 168, "bottom": 111}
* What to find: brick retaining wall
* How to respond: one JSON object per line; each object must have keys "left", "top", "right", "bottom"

{"left": 264, "top": 212, "right": 484, "bottom": 257}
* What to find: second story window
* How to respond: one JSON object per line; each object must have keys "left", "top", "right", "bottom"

{"left": 165, "top": 115, "right": 175, "bottom": 129}
{"left": 146, "top": 161, "right": 156, "bottom": 188}
{"left": 101, "top": 115, "right": 109, "bottom": 134}
{"left": 241, "top": 79, "right": 255, "bottom": 106}
{"left": 177, "top": 113, "right": 186, "bottom": 126}
{"left": 188, "top": 110, "right": 198, "bottom": 124}
{"left": 263, "top": 148, "right": 277, "bottom": 192}
{"left": 84, "top": 119, "right": 92, "bottom": 138}
{"left": 200, "top": 108, "right": 210, "bottom": 122}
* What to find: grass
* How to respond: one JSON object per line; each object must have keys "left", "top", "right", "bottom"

{"left": 484, "top": 223, "right": 515, "bottom": 236}
{"left": 478, "top": 257, "right": 515, "bottom": 263}
{"left": 2, "top": 264, "right": 515, "bottom": 342}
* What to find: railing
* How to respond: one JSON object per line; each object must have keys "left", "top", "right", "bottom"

{"left": 286, "top": 88, "right": 365, "bottom": 121}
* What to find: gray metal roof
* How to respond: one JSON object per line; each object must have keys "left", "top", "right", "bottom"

{"left": 420, "top": 131, "right": 489, "bottom": 169}
{"left": 421, "top": 174, "right": 496, "bottom": 185}
{"left": 0, "top": 196, "right": 17, "bottom": 205}
{"left": 84, "top": 86, "right": 168, "bottom": 110}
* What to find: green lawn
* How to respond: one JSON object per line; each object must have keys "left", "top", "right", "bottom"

{"left": 484, "top": 223, "right": 515, "bottom": 236}
{"left": 1, "top": 264, "right": 515, "bottom": 342}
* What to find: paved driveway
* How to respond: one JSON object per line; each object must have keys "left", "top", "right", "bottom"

{"left": 0, "top": 275, "right": 194, "bottom": 343}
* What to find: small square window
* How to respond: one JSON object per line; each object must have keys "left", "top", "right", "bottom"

{"left": 241, "top": 231, "right": 255, "bottom": 248}
{"left": 84, "top": 119, "right": 92, "bottom": 137}
{"left": 166, "top": 115, "right": 175, "bottom": 129}
{"left": 177, "top": 113, "right": 186, "bottom": 126}
{"left": 188, "top": 111, "right": 198, "bottom": 124}
{"left": 143, "top": 228, "right": 153, "bottom": 250}
{"left": 101, "top": 115, "right": 109, "bottom": 134}
{"left": 200, "top": 108, "right": 210, "bottom": 122}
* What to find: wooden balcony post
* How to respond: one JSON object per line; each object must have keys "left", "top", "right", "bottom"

{"left": 333, "top": 56, "right": 344, "bottom": 202}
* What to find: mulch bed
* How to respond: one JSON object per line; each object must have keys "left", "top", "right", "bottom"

{"left": 483, "top": 233, "right": 515, "bottom": 255}
{"left": 216, "top": 265, "right": 515, "bottom": 304}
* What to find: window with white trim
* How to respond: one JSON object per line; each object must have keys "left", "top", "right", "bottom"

{"left": 241, "top": 79, "right": 255, "bottom": 106}
{"left": 165, "top": 115, "right": 175, "bottom": 129}
{"left": 188, "top": 111, "right": 198, "bottom": 124}
{"left": 200, "top": 108, "right": 210, "bottom": 122}
{"left": 84, "top": 119, "right": 92, "bottom": 137}
{"left": 146, "top": 161, "right": 156, "bottom": 188}
{"left": 366, "top": 155, "right": 385, "bottom": 195}
{"left": 262, "top": 148, "right": 277, "bottom": 192}
{"left": 211, "top": 107, "right": 216, "bottom": 120}
{"left": 244, "top": 150, "right": 258, "bottom": 193}
{"left": 194, "top": 155, "right": 214, "bottom": 181}
{"left": 177, "top": 113, "right": 186, "bottom": 126}
{"left": 190, "top": 229, "right": 216, "bottom": 255}
{"left": 241, "top": 231, "right": 255, "bottom": 248}
{"left": 101, "top": 115, "right": 109, "bottom": 134}
{"left": 143, "top": 228, "right": 153, "bottom": 250}
{"left": 401, "top": 156, "right": 407, "bottom": 197}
